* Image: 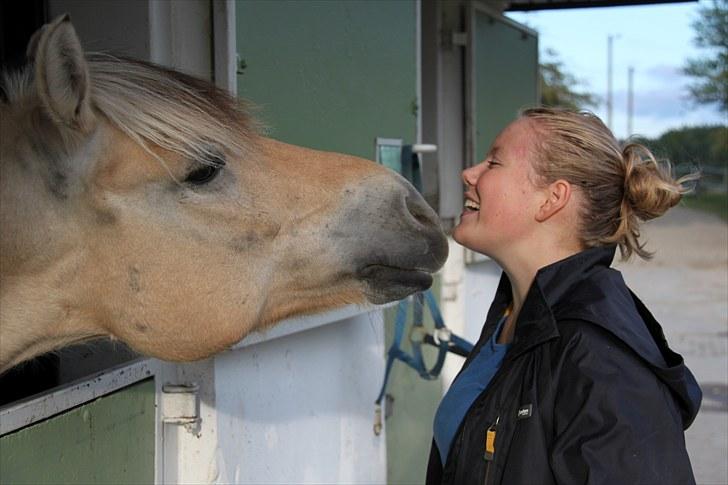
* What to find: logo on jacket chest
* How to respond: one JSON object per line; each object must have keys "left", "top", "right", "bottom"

{"left": 517, "top": 404, "right": 533, "bottom": 420}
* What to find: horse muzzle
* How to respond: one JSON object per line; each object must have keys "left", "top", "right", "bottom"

{"left": 349, "top": 176, "right": 449, "bottom": 304}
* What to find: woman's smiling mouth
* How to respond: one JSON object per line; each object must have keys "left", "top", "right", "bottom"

{"left": 464, "top": 199, "right": 480, "bottom": 211}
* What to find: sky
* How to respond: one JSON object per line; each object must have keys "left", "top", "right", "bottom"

{"left": 506, "top": 1, "right": 727, "bottom": 139}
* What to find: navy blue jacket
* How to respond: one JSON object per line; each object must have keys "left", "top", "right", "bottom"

{"left": 426, "top": 246, "right": 701, "bottom": 485}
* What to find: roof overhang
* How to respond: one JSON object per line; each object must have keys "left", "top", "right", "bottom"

{"left": 505, "top": 0, "right": 696, "bottom": 11}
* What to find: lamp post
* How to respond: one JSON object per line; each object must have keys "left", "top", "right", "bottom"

{"left": 627, "top": 66, "right": 634, "bottom": 138}
{"left": 607, "top": 35, "right": 612, "bottom": 130}
{"left": 606, "top": 34, "right": 623, "bottom": 132}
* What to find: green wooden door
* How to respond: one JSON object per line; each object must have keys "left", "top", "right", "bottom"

{"left": 236, "top": 0, "right": 417, "bottom": 157}
{"left": 473, "top": 8, "right": 539, "bottom": 163}
{"left": 236, "top": 2, "right": 439, "bottom": 483}
{"left": 0, "top": 379, "right": 155, "bottom": 484}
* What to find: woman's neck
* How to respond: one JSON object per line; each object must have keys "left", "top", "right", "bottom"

{"left": 495, "top": 246, "right": 582, "bottom": 344}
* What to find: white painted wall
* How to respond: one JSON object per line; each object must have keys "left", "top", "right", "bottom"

{"left": 214, "top": 311, "right": 386, "bottom": 484}
{"left": 441, "top": 244, "right": 503, "bottom": 391}
{"left": 463, "top": 260, "right": 502, "bottom": 343}
{"left": 158, "top": 307, "right": 388, "bottom": 484}
{"left": 149, "top": 0, "right": 212, "bottom": 79}
{"left": 440, "top": 239, "right": 467, "bottom": 389}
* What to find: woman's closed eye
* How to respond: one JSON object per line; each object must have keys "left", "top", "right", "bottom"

{"left": 486, "top": 159, "right": 501, "bottom": 168}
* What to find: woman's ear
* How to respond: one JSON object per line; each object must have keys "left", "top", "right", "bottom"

{"left": 535, "top": 179, "right": 572, "bottom": 222}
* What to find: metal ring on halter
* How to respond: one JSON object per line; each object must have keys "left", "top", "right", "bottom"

{"left": 433, "top": 327, "right": 452, "bottom": 345}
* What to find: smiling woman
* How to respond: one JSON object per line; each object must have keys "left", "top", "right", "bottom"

{"left": 428, "top": 107, "right": 701, "bottom": 485}
{"left": 0, "top": 15, "right": 448, "bottom": 372}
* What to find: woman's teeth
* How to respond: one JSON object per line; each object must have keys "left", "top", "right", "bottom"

{"left": 465, "top": 200, "right": 480, "bottom": 211}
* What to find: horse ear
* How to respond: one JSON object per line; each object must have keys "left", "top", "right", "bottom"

{"left": 33, "top": 14, "right": 96, "bottom": 132}
{"left": 25, "top": 23, "right": 47, "bottom": 62}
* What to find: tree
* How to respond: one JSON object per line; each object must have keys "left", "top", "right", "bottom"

{"left": 638, "top": 125, "right": 727, "bottom": 167}
{"left": 540, "top": 48, "right": 599, "bottom": 110}
{"left": 683, "top": 0, "right": 728, "bottom": 113}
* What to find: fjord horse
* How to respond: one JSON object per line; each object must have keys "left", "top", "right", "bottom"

{"left": 0, "top": 16, "right": 447, "bottom": 372}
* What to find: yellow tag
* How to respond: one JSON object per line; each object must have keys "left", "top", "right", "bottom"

{"left": 503, "top": 304, "right": 512, "bottom": 317}
{"left": 485, "top": 428, "right": 496, "bottom": 454}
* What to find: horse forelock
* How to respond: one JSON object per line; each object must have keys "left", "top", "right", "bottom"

{"left": 87, "top": 54, "right": 259, "bottom": 163}
{"left": 2, "top": 54, "right": 259, "bottom": 165}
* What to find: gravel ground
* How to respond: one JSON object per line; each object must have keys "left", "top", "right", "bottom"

{"left": 615, "top": 206, "right": 728, "bottom": 485}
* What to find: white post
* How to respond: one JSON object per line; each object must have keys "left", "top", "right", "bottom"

{"left": 212, "top": 0, "right": 237, "bottom": 95}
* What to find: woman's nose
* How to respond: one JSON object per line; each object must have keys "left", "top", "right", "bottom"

{"left": 462, "top": 163, "right": 484, "bottom": 187}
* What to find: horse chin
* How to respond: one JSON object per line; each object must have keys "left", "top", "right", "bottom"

{"left": 358, "top": 265, "right": 434, "bottom": 304}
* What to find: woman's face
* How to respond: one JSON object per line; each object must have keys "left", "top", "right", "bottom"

{"left": 453, "top": 118, "right": 545, "bottom": 258}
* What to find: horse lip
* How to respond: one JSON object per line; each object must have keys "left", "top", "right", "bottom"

{"left": 357, "top": 264, "right": 435, "bottom": 302}
{"left": 357, "top": 263, "right": 436, "bottom": 277}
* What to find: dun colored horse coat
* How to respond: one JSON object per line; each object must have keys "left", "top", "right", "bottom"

{"left": 0, "top": 15, "right": 448, "bottom": 372}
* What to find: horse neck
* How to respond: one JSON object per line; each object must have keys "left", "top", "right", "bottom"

{"left": 0, "top": 243, "right": 103, "bottom": 372}
{"left": 0, "top": 127, "right": 102, "bottom": 372}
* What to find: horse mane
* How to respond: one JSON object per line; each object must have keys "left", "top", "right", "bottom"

{"left": 2, "top": 53, "right": 259, "bottom": 164}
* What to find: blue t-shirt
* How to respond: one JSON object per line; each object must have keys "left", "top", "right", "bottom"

{"left": 433, "top": 316, "right": 510, "bottom": 465}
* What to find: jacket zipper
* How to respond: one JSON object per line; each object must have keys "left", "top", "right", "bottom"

{"left": 483, "top": 416, "right": 499, "bottom": 485}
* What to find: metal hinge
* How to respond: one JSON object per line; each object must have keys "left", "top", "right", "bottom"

{"left": 441, "top": 29, "right": 467, "bottom": 50}
{"left": 161, "top": 383, "right": 200, "bottom": 425}
{"left": 451, "top": 32, "right": 467, "bottom": 47}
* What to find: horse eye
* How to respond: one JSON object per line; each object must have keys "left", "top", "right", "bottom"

{"left": 184, "top": 164, "right": 221, "bottom": 185}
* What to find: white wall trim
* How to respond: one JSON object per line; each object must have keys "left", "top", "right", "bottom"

{"left": 416, "top": 0, "right": 422, "bottom": 143}
{"left": 231, "top": 304, "right": 388, "bottom": 351}
{"left": 473, "top": 1, "right": 538, "bottom": 37}
{"left": 212, "top": 0, "right": 237, "bottom": 94}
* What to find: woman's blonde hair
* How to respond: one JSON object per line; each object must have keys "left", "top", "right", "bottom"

{"left": 521, "top": 107, "right": 698, "bottom": 260}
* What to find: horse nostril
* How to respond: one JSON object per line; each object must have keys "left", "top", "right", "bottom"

{"left": 412, "top": 210, "right": 432, "bottom": 226}
{"left": 405, "top": 195, "right": 437, "bottom": 228}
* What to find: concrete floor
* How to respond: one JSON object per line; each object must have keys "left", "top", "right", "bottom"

{"left": 615, "top": 206, "right": 728, "bottom": 485}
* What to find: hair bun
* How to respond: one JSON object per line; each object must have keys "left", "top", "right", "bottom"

{"left": 622, "top": 143, "right": 684, "bottom": 221}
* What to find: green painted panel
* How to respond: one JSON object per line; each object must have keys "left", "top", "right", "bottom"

{"left": 384, "top": 276, "right": 443, "bottom": 485}
{"left": 474, "top": 12, "right": 538, "bottom": 162}
{"left": 236, "top": 0, "right": 417, "bottom": 159}
{"left": 0, "top": 379, "right": 155, "bottom": 485}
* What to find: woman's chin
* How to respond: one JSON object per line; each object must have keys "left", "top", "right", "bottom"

{"left": 451, "top": 225, "right": 465, "bottom": 245}
{"left": 452, "top": 227, "right": 493, "bottom": 258}
{"left": 452, "top": 226, "right": 475, "bottom": 251}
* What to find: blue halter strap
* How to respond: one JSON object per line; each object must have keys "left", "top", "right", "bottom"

{"left": 373, "top": 289, "right": 473, "bottom": 435}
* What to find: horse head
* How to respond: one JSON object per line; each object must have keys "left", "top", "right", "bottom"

{"left": 0, "top": 15, "right": 448, "bottom": 371}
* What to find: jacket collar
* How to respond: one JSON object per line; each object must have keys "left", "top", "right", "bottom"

{"left": 483, "top": 245, "right": 701, "bottom": 428}
{"left": 487, "top": 245, "right": 617, "bottom": 359}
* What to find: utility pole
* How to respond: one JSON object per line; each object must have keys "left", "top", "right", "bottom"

{"left": 607, "top": 35, "right": 614, "bottom": 131}
{"left": 627, "top": 66, "right": 634, "bottom": 137}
